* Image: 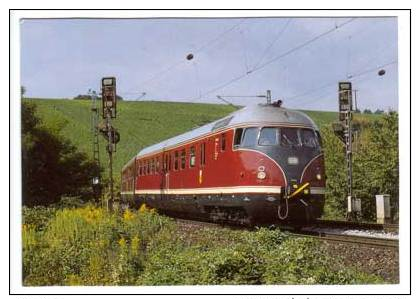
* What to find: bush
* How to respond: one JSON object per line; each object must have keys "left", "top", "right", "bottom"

{"left": 321, "top": 112, "right": 399, "bottom": 221}
{"left": 23, "top": 206, "right": 383, "bottom": 286}
{"left": 22, "top": 204, "right": 168, "bottom": 286}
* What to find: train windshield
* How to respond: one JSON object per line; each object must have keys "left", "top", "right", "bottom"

{"left": 257, "top": 127, "right": 320, "bottom": 149}
{"left": 300, "top": 128, "right": 319, "bottom": 148}
{"left": 280, "top": 128, "right": 300, "bottom": 147}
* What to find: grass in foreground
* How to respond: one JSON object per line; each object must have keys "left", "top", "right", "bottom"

{"left": 23, "top": 205, "right": 384, "bottom": 286}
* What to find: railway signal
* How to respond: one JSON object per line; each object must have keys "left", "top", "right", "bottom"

{"left": 102, "top": 77, "right": 117, "bottom": 119}
{"left": 334, "top": 81, "right": 361, "bottom": 220}
{"left": 339, "top": 81, "right": 352, "bottom": 121}
{"left": 100, "top": 76, "right": 119, "bottom": 211}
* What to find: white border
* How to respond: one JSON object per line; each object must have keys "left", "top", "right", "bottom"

{"left": 9, "top": 9, "right": 411, "bottom": 296}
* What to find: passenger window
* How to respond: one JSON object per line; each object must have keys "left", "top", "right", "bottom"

{"left": 169, "top": 153, "right": 172, "bottom": 171}
{"left": 221, "top": 133, "right": 226, "bottom": 151}
{"left": 259, "top": 127, "right": 278, "bottom": 146}
{"left": 233, "top": 128, "right": 243, "bottom": 147}
{"left": 147, "top": 160, "right": 150, "bottom": 174}
{"left": 174, "top": 151, "right": 179, "bottom": 170}
{"left": 181, "top": 149, "right": 186, "bottom": 169}
{"left": 190, "top": 146, "right": 196, "bottom": 167}
{"left": 242, "top": 127, "right": 258, "bottom": 147}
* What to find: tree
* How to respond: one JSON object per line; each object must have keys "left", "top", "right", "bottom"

{"left": 363, "top": 109, "right": 372, "bottom": 114}
{"left": 21, "top": 86, "right": 26, "bottom": 97}
{"left": 21, "top": 102, "right": 101, "bottom": 206}
{"left": 322, "top": 112, "right": 399, "bottom": 221}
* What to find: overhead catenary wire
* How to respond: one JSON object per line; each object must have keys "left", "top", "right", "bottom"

{"left": 292, "top": 60, "right": 397, "bottom": 108}
{"left": 125, "top": 18, "right": 247, "bottom": 97}
{"left": 252, "top": 18, "right": 293, "bottom": 71}
{"left": 192, "top": 18, "right": 357, "bottom": 102}
{"left": 285, "top": 60, "right": 397, "bottom": 102}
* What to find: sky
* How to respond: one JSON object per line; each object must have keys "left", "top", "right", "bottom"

{"left": 20, "top": 17, "right": 398, "bottom": 111}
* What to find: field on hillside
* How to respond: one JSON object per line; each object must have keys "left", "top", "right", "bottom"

{"left": 24, "top": 98, "right": 377, "bottom": 182}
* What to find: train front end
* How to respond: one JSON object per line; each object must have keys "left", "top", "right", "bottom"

{"left": 236, "top": 104, "right": 326, "bottom": 223}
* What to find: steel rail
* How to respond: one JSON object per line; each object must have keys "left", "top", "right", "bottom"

{"left": 291, "top": 229, "right": 399, "bottom": 249}
{"left": 174, "top": 218, "right": 399, "bottom": 249}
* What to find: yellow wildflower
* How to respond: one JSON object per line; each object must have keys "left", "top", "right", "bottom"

{"left": 139, "top": 203, "right": 149, "bottom": 213}
{"left": 118, "top": 237, "right": 126, "bottom": 248}
{"left": 123, "top": 209, "right": 134, "bottom": 221}
{"left": 131, "top": 235, "right": 141, "bottom": 254}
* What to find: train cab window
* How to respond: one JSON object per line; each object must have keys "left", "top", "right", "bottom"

{"left": 300, "top": 129, "right": 319, "bottom": 148}
{"left": 200, "top": 143, "right": 206, "bottom": 165}
{"left": 181, "top": 149, "right": 186, "bottom": 169}
{"left": 242, "top": 127, "right": 258, "bottom": 147}
{"left": 233, "top": 128, "right": 243, "bottom": 147}
{"left": 259, "top": 127, "right": 278, "bottom": 146}
{"left": 189, "top": 146, "right": 196, "bottom": 167}
{"left": 174, "top": 151, "right": 179, "bottom": 170}
{"left": 221, "top": 133, "right": 226, "bottom": 151}
{"left": 280, "top": 128, "right": 301, "bottom": 147}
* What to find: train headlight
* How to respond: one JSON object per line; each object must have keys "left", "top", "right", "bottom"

{"left": 257, "top": 171, "right": 266, "bottom": 180}
{"left": 316, "top": 174, "right": 322, "bottom": 180}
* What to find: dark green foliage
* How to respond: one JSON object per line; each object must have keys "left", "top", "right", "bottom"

{"left": 22, "top": 206, "right": 56, "bottom": 231}
{"left": 22, "top": 207, "right": 384, "bottom": 285}
{"left": 21, "top": 102, "right": 101, "bottom": 206}
{"left": 322, "top": 112, "right": 399, "bottom": 220}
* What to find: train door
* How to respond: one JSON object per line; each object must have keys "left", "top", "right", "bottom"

{"left": 199, "top": 142, "right": 206, "bottom": 185}
{"left": 160, "top": 153, "right": 170, "bottom": 200}
{"left": 132, "top": 160, "right": 136, "bottom": 197}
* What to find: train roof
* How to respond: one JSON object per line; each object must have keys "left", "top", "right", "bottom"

{"left": 132, "top": 103, "right": 318, "bottom": 161}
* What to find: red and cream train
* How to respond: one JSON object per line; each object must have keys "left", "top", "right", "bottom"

{"left": 121, "top": 102, "right": 326, "bottom": 224}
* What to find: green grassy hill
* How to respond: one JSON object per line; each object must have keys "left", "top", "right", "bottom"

{"left": 24, "top": 98, "right": 377, "bottom": 180}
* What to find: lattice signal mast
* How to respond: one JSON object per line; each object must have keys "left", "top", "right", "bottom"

{"left": 89, "top": 89, "right": 101, "bottom": 200}
{"left": 337, "top": 81, "right": 360, "bottom": 220}
{"left": 101, "top": 77, "right": 119, "bottom": 211}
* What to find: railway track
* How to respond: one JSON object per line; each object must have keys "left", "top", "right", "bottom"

{"left": 175, "top": 218, "right": 399, "bottom": 249}
{"left": 314, "top": 219, "right": 399, "bottom": 233}
{"left": 291, "top": 229, "right": 399, "bottom": 249}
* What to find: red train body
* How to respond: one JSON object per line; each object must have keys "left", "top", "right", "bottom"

{"left": 121, "top": 103, "right": 326, "bottom": 224}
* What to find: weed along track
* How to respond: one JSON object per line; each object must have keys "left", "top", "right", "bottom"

{"left": 175, "top": 217, "right": 399, "bottom": 249}
{"left": 21, "top": 205, "right": 398, "bottom": 285}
